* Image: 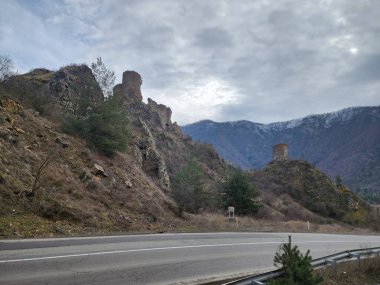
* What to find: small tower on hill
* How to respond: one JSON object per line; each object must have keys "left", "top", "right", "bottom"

{"left": 273, "top": 143, "right": 288, "bottom": 161}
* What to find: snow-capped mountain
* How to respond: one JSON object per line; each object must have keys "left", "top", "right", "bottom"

{"left": 182, "top": 106, "right": 380, "bottom": 198}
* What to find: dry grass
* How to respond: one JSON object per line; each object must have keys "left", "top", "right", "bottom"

{"left": 318, "top": 256, "right": 380, "bottom": 285}
{"left": 160, "top": 213, "right": 376, "bottom": 236}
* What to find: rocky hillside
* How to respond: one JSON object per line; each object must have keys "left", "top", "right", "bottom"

{"left": 0, "top": 66, "right": 230, "bottom": 238}
{"left": 182, "top": 107, "right": 380, "bottom": 199}
{"left": 111, "top": 70, "right": 229, "bottom": 191}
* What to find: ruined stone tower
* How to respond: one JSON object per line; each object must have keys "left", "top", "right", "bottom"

{"left": 113, "top": 70, "right": 143, "bottom": 102}
{"left": 122, "top": 71, "right": 142, "bottom": 101}
{"left": 273, "top": 143, "right": 288, "bottom": 161}
{"left": 113, "top": 70, "right": 178, "bottom": 130}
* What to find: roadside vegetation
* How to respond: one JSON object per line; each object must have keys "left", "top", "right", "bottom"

{"left": 319, "top": 256, "right": 380, "bottom": 285}
{"left": 269, "top": 236, "right": 323, "bottom": 285}
{"left": 172, "top": 158, "right": 207, "bottom": 215}
{"left": 222, "top": 169, "right": 260, "bottom": 215}
{"left": 172, "top": 165, "right": 261, "bottom": 216}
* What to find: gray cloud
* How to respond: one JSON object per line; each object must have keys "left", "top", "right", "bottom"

{"left": 340, "top": 53, "right": 380, "bottom": 83}
{"left": 194, "top": 27, "right": 233, "bottom": 49}
{"left": 1, "top": 0, "right": 380, "bottom": 124}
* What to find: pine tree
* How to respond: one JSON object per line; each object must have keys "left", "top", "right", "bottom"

{"left": 62, "top": 95, "right": 128, "bottom": 157}
{"left": 172, "top": 158, "right": 205, "bottom": 214}
{"left": 222, "top": 169, "right": 260, "bottom": 215}
{"left": 269, "top": 236, "right": 323, "bottom": 285}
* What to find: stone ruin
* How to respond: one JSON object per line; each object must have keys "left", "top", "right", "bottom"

{"left": 113, "top": 70, "right": 177, "bottom": 130}
{"left": 147, "top": 98, "right": 172, "bottom": 128}
{"left": 121, "top": 70, "right": 143, "bottom": 102}
{"left": 273, "top": 143, "right": 288, "bottom": 161}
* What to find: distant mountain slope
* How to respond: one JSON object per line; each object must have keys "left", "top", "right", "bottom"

{"left": 182, "top": 106, "right": 380, "bottom": 195}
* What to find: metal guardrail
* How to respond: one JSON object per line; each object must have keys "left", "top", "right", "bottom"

{"left": 223, "top": 246, "right": 380, "bottom": 285}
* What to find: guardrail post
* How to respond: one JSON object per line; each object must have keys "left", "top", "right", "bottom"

{"left": 352, "top": 253, "right": 361, "bottom": 268}
{"left": 326, "top": 259, "right": 337, "bottom": 274}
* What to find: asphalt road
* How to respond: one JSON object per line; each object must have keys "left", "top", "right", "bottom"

{"left": 0, "top": 232, "right": 379, "bottom": 285}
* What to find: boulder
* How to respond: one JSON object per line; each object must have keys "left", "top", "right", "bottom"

{"left": 125, "top": 179, "right": 133, "bottom": 188}
{"left": 93, "top": 164, "right": 107, "bottom": 177}
{"left": 55, "top": 137, "right": 69, "bottom": 148}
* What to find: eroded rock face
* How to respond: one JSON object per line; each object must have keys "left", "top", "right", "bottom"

{"left": 3, "top": 65, "right": 103, "bottom": 118}
{"left": 49, "top": 65, "right": 103, "bottom": 117}
{"left": 113, "top": 70, "right": 182, "bottom": 191}
{"left": 147, "top": 98, "right": 172, "bottom": 129}
{"left": 134, "top": 119, "right": 170, "bottom": 191}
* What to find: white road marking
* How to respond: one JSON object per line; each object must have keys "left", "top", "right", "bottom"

{"left": 1, "top": 240, "right": 379, "bottom": 263}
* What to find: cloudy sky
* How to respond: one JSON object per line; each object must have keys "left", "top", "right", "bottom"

{"left": 1, "top": 0, "right": 380, "bottom": 124}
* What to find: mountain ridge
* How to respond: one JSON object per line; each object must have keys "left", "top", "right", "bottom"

{"left": 187, "top": 105, "right": 379, "bottom": 130}
{"left": 182, "top": 105, "right": 380, "bottom": 200}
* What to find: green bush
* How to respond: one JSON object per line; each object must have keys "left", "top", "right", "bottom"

{"left": 172, "top": 158, "right": 205, "bottom": 214}
{"left": 269, "top": 236, "right": 323, "bottom": 285}
{"left": 222, "top": 169, "right": 260, "bottom": 215}
{"left": 62, "top": 95, "right": 128, "bottom": 157}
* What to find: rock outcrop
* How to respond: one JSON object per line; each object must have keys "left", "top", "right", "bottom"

{"left": 3, "top": 65, "right": 103, "bottom": 118}
{"left": 135, "top": 119, "right": 170, "bottom": 190}
{"left": 114, "top": 71, "right": 175, "bottom": 191}
{"left": 49, "top": 65, "right": 103, "bottom": 116}
{"left": 113, "top": 70, "right": 225, "bottom": 192}
{"left": 147, "top": 98, "right": 172, "bottom": 129}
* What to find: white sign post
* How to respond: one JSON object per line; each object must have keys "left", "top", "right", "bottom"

{"left": 228, "top": 206, "right": 235, "bottom": 219}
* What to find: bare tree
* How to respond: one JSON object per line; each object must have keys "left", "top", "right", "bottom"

{"left": 91, "top": 57, "right": 115, "bottom": 97}
{"left": 31, "top": 152, "right": 57, "bottom": 196}
{"left": 0, "top": 54, "right": 15, "bottom": 82}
